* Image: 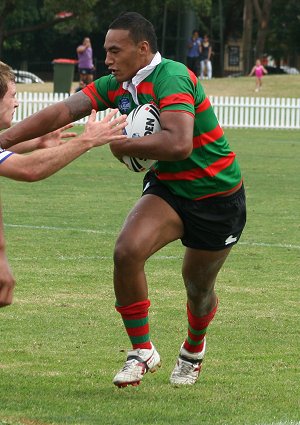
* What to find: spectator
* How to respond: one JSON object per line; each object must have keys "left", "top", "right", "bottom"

{"left": 186, "top": 30, "right": 202, "bottom": 77}
{"left": 77, "top": 37, "right": 95, "bottom": 85}
{"left": 200, "top": 34, "right": 212, "bottom": 79}
{"left": 74, "top": 80, "right": 86, "bottom": 93}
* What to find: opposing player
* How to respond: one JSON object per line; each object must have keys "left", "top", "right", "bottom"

{"left": 0, "top": 61, "right": 127, "bottom": 307}
{"left": 0, "top": 13, "right": 246, "bottom": 386}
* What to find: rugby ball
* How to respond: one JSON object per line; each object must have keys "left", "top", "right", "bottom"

{"left": 122, "top": 104, "right": 161, "bottom": 172}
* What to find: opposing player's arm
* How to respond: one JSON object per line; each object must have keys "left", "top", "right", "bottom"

{"left": 110, "top": 110, "right": 194, "bottom": 161}
{"left": 0, "top": 109, "right": 126, "bottom": 182}
{"left": 9, "top": 124, "right": 77, "bottom": 154}
{"left": 0, "top": 205, "right": 15, "bottom": 307}
{"left": 0, "top": 91, "right": 93, "bottom": 150}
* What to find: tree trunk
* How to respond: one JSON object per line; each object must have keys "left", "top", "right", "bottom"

{"left": 242, "top": 0, "right": 253, "bottom": 74}
{"left": 219, "top": 0, "right": 224, "bottom": 77}
{"left": 253, "top": 0, "right": 272, "bottom": 58}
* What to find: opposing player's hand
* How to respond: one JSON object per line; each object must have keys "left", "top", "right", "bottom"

{"left": 37, "top": 124, "right": 78, "bottom": 149}
{"left": 0, "top": 250, "right": 15, "bottom": 307}
{"left": 82, "top": 109, "right": 127, "bottom": 147}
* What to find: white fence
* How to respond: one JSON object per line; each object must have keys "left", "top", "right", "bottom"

{"left": 210, "top": 95, "right": 300, "bottom": 130}
{"left": 14, "top": 92, "right": 300, "bottom": 130}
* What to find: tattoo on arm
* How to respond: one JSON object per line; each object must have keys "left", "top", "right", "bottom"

{"left": 63, "top": 91, "right": 93, "bottom": 121}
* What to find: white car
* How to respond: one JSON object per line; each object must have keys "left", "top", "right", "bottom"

{"left": 280, "top": 66, "right": 299, "bottom": 75}
{"left": 13, "top": 70, "right": 44, "bottom": 84}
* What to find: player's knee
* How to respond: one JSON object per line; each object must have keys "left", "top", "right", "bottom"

{"left": 183, "top": 273, "right": 215, "bottom": 302}
{"left": 185, "top": 279, "right": 207, "bottom": 297}
{"left": 113, "top": 238, "right": 144, "bottom": 269}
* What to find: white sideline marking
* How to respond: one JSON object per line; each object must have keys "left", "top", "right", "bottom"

{"left": 5, "top": 223, "right": 110, "bottom": 234}
{"left": 239, "top": 241, "right": 300, "bottom": 250}
{"left": 256, "top": 422, "right": 300, "bottom": 425}
{"left": 4, "top": 223, "right": 300, "bottom": 252}
{"left": 12, "top": 255, "right": 180, "bottom": 261}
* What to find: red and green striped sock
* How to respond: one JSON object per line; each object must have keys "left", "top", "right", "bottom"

{"left": 115, "top": 299, "right": 152, "bottom": 350}
{"left": 183, "top": 300, "right": 218, "bottom": 353}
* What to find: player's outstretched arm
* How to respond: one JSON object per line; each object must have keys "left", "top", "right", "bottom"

{"left": 0, "top": 91, "right": 92, "bottom": 150}
{"left": 10, "top": 124, "right": 78, "bottom": 154}
{"left": 0, "top": 206, "right": 15, "bottom": 308}
{"left": 0, "top": 109, "right": 127, "bottom": 182}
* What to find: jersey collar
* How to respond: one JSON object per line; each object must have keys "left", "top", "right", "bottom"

{"left": 122, "top": 52, "right": 162, "bottom": 105}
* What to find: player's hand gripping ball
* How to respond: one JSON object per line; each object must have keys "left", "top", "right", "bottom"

{"left": 122, "top": 104, "right": 161, "bottom": 172}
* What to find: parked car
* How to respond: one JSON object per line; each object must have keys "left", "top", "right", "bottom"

{"left": 13, "top": 70, "right": 44, "bottom": 84}
{"left": 265, "top": 66, "right": 286, "bottom": 75}
{"left": 280, "top": 66, "right": 299, "bottom": 75}
{"left": 265, "top": 65, "right": 300, "bottom": 75}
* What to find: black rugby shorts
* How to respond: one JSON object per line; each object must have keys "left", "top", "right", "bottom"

{"left": 142, "top": 171, "right": 246, "bottom": 250}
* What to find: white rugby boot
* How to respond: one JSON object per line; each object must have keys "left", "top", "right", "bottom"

{"left": 170, "top": 337, "right": 206, "bottom": 385}
{"left": 113, "top": 343, "right": 161, "bottom": 388}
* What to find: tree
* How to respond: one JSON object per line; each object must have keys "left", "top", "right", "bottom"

{"left": 1, "top": 0, "right": 212, "bottom": 70}
{"left": 266, "top": 0, "right": 300, "bottom": 66}
{"left": 241, "top": 0, "right": 300, "bottom": 70}
{"left": 0, "top": 0, "right": 99, "bottom": 58}
{"left": 4, "top": 0, "right": 299, "bottom": 78}
{"left": 240, "top": 0, "right": 273, "bottom": 73}
{"left": 212, "top": 0, "right": 299, "bottom": 75}
{"left": 252, "top": 0, "right": 273, "bottom": 58}
{"left": 242, "top": 0, "right": 253, "bottom": 73}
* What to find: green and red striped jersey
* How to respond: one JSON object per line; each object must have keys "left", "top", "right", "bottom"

{"left": 83, "top": 58, "right": 242, "bottom": 200}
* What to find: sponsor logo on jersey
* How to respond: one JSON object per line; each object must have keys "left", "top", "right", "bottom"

{"left": 119, "top": 97, "right": 131, "bottom": 113}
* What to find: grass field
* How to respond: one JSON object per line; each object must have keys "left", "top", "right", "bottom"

{"left": 16, "top": 74, "right": 300, "bottom": 99}
{"left": 0, "top": 127, "right": 299, "bottom": 425}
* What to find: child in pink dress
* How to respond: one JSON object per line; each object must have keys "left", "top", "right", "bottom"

{"left": 249, "top": 59, "right": 268, "bottom": 92}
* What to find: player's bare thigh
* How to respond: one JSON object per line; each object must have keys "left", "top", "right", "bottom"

{"left": 114, "top": 193, "right": 184, "bottom": 262}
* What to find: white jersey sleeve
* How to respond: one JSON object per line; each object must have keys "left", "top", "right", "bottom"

{"left": 0, "top": 149, "right": 14, "bottom": 164}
